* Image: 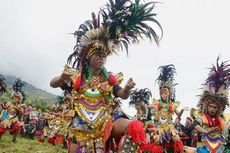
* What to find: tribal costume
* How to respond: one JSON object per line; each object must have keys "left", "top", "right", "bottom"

{"left": 0, "top": 74, "right": 7, "bottom": 125}
{"left": 68, "top": 67, "right": 125, "bottom": 152}
{"left": 52, "top": 0, "right": 162, "bottom": 152}
{"left": 191, "top": 57, "right": 230, "bottom": 153}
{"left": 0, "top": 78, "right": 27, "bottom": 142}
{"left": 129, "top": 88, "right": 158, "bottom": 144}
{"left": 151, "top": 64, "right": 183, "bottom": 152}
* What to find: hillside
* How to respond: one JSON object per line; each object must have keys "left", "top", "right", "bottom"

{"left": 1, "top": 75, "right": 57, "bottom": 103}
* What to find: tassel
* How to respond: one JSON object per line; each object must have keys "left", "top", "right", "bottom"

{"left": 73, "top": 76, "right": 82, "bottom": 90}
{"left": 0, "top": 127, "right": 6, "bottom": 136}
{"left": 140, "top": 144, "right": 163, "bottom": 153}
{"left": 108, "top": 73, "right": 117, "bottom": 86}
{"left": 38, "top": 137, "right": 44, "bottom": 143}
{"left": 9, "top": 123, "right": 20, "bottom": 134}
{"left": 169, "top": 104, "right": 173, "bottom": 113}
{"left": 48, "top": 137, "right": 55, "bottom": 145}
{"left": 55, "top": 135, "right": 64, "bottom": 144}
{"left": 173, "top": 140, "right": 184, "bottom": 153}
{"left": 127, "top": 120, "right": 146, "bottom": 143}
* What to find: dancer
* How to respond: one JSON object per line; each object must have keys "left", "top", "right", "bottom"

{"left": 50, "top": 0, "right": 163, "bottom": 152}
{"left": 0, "top": 79, "right": 26, "bottom": 142}
{"left": 191, "top": 57, "right": 230, "bottom": 153}
{"left": 148, "top": 64, "right": 188, "bottom": 153}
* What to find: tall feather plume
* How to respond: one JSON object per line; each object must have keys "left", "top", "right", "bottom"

{"left": 0, "top": 74, "right": 7, "bottom": 94}
{"left": 68, "top": 0, "right": 162, "bottom": 67}
{"left": 12, "top": 78, "right": 27, "bottom": 101}
{"left": 205, "top": 56, "right": 230, "bottom": 93}
{"left": 12, "top": 78, "right": 26, "bottom": 93}
{"left": 156, "top": 64, "right": 177, "bottom": 102}
{"left": 68, "top": 16, "right": 96, "bottom": 67}
{"left": 198, "top": 56, "right": 230, "bottom": 114}
{"left": 129, "top": 88, "right": 152, "bottom": 106}
{"left": 129, "top": 88, "right": 152, "bottom": 120}
{"left": 156, "top": 64, "right": 176, "bottom": 86}
{"left": 101, "top": 0, "right": 163, "bottom": 53}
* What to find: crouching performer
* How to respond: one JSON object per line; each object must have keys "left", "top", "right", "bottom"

{"left": 191, "top": 57, "right": 230, "bottom": 153}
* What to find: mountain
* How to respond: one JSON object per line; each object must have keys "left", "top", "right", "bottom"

{"left": 2, "top": 75, "right": 57, "bottom": 103}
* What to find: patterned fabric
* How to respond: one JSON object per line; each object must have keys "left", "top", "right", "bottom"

{"left": 191, "top": 109, "right": 226, "bottom": 153}
{"left": 152, "top": 100, "right": 180, "bottom": 143}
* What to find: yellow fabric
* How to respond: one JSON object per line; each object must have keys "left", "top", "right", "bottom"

{"left": 0, "top": 111, "right": 3, "bottom": 119}
{"left": 73, "top": 117, "right": 111, "bottom": 142}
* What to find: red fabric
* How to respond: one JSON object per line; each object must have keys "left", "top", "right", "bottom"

{"left": 48, "top": 137, "right": 55, "bottom": 145}
{"left": 36, "top": 130, "right": 43, "bottom": 136}
{"left": 157, "top": 102, "right": 161, "bottom": 110}
{"left": 67, "top": 139, "right": 72, "bottom": 147}
{"left": 38, "top": 137, "right": 44, "bottom": 143}
{"left": 140, "top": 144, "right": 163, "bottom": 153}
{"left": 127, "top": 120, "right": 146, "bottom": 144}
{"left": 73, "top": 76, "right": 82, "bottom": 90}
{"left": 168, "top": 104, "right": 173, "bottom": 113}
{"left": 9, "top": 123, "right": 20, "bottom": 134}
{"left": 173, "top": 140, "right": 184, "bottom": 153}
{"left": 0, "top": 127, "right": 6, "bottom": 136}
{"left": 103, "top": 118, "right": 113, "bottom": 141}
{"left": 205, "top": 114, "right": 221, "bottom": 128}
{"left": 55, "top": 135, "right": 64, "bottom": 144}
{"left": 108, "top": 73, "right": 117, "bottom": 86}
{"left": 164, "top": 142, "right": 174, "bottom": 148}
{"left": 118, "top": 122, "right": 163, "bottom": 153}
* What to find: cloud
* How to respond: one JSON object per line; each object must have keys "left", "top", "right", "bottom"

{"left": 0, "top": 0, "right": 230, "bottom": 120}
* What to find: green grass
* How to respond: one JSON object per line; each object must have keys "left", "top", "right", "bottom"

{"left": 0, "top": 133, "right": 67, "bottom": 153}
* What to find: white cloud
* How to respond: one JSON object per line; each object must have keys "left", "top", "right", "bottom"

{"left": 0, "top": 0, "right": 230, "bottom": 122}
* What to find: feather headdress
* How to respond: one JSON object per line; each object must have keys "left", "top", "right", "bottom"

{"left": 129, "top": 88, "right": 152, "bottom": 120}
{"left": 68, "top": 0, "right": 163, "bottom": 68}
{"left": 129, "top": 88, "right": 152, "bottom": 106}
{"left": 0, "top": 74, "right": 7, "bottom": 94}
{"left": 12, "top": 78, "right": 27, "bottom": 102}
{"left": 198, "top": 57, "right": 230, "bottom": 114}
{"left": 156, "top": 64, "right": 177, "bottom": 102}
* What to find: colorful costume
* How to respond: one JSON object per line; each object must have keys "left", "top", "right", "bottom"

{"left": 153, "top": 99, "right": 180, "bottom": 143}
{"left": 129, "top": 88, "right": 158, "bottom": 144}
{"left": 0, "top": 74, "right": 7, "bottom": 138}
{"left": 191, "top": 57, "right": 230, "bottom": 153}
{"left": 0, "top": 98, "right": 26, "bottom": 142}
{"left": 152, "top": 64, "right": 183, "bottom": 152}
{"left": 0, "top": 78, "right": 26, "bottom": 142}
{"left": 53, "top": 0, "right": 162, "bottom": 152}
{"left": 69, "top": 67, "right": 123, "bottom": 152}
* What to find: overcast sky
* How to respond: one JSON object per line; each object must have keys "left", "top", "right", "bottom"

{"left": 0, "top": 0, "right": 230, "bottom": 121}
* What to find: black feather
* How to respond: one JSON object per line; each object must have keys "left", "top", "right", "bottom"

{"left": 0, "top": 74, "right": 7, "bottom": 94}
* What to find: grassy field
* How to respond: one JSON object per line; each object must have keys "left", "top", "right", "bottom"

{"left": 0, "top": 133, "right": 67, "bottom": 153}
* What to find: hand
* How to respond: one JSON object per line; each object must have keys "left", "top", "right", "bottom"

{"left": 60, "top": 72, "right": 72, "bottom": 85}
{"left": 124, "top": 78, "right": 136, "bottom": 92}
{"left": 206, "top": 126, "right": 220, "bottom": 135}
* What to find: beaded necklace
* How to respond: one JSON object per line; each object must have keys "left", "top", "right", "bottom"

{"left": 159, "top": 99, "right": 170, "bottom": 112}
